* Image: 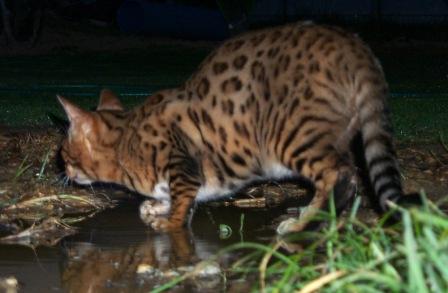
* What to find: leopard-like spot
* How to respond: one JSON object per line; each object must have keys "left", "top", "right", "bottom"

{"left": 227, "top": 100, "right": 235, "bottom": 115}
{"left": 303, "top": 85, "right": 314, "bottom": 100}
{"left": 218, "top": 126, "right": 227, "bottom": 143}
{"left": 250, "top": 33, "right": 266, "bottom": 46}
{"left": 267, "top": 47, "right": 280, "bottom": 58}
{"left": 221, "top": 76, "right": 243, "bottom": 94}
{"left": 308, "top": 60, "right": 320, "bottom": 74}
{"left": 197, "top": 78, "right": 210, "bottom": 100}
{"left": 201, "top": 109, "right": 216, "bottom": 132}
{"left": 148, "top": 94, "right": 164, "bottom": 105}
{"left": 270, "top": 30, "right": 282, "bottom": 43}
{"left": 233, "top": 55, "right": 248, "bottom": 70}
{"left": 280, "top": 55, "right": 291, "bottom": 72}
{"left": 213, "top": 62, "right": 229, "bottom": 75}
{"left": 143, "top": 124, "right": 152, "bottom": 132}
{"left": 225, "top": 39, "right": 245, "bottom": 51}
{"left": 250, "top": 61, "right": 266, "bottom": 82}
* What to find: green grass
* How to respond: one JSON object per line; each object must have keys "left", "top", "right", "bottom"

{"left": 0, "top": 46, "right": 207, "bottom": 126}
{"left": 153, "top": 194, "right": 448, "bottom": 292}
{"left": 377, "top": 48, "right": 448, "bottom": 94}
{"left": 390, "top": 97, "right": 448, "bottom": 141}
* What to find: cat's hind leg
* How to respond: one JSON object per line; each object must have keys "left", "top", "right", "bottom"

{"left": 277, "top": 147, "right": 357, "bottom": 235}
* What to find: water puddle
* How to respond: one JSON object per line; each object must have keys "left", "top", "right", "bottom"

{"left": 0, "top": 199, "right": 279, "bottom": 292}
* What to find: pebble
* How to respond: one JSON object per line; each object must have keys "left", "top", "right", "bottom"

{"left": 195, "top": 262, "right": 221, "bottom": 278}
{"left": 162, "top": 269, "right": 180, "bottom": 278}
{"left": 136, "top": 264, "right": 155, "bottom": 275}
{"left": 0, "top": 276, "right": 18, "bottom": 293}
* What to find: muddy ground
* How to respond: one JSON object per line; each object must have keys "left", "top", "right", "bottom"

{"left": 0, "top": 127, "right": 447, "bottom": 247}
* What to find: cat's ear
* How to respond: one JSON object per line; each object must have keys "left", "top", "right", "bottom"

{"left": 58, "top": 95, "right": 95, "bottom": 135}
{"left": 57, "top": 95, "right": 91, "bottom": 124}
{"left": 97, "top": 89, "right": 124, "bottom": 111}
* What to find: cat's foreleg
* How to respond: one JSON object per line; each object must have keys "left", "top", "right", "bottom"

{"left": 149, "top": 186, "right": 199, "bottom": 231}
{"left": 150, "top": 154, "right": 201, "bottom": 232}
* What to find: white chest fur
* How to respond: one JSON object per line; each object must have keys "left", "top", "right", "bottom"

{"left": 150, "top": 181, "right": 170, "bottom": 200}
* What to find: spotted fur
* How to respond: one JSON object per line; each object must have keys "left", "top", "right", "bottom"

{"left": 59, "top": 22, "right": 415, "bottom": 234}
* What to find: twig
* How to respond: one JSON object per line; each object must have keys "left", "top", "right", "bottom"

{"left": 440, "top": 133, "right": 448, "bottom": 153}
{"left": 429, "top": 150, "right": 445, "bottom": 166}
{"left": 4, "top": 194, "right": 100, "bottom": 211}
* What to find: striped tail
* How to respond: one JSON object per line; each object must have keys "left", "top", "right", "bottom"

{"left": 355, "top": 69, "right": 405, "bottom": 211}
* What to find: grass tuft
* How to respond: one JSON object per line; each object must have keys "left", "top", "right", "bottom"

{"left": 155, "top": 193, "right": 448, "bottom": 292}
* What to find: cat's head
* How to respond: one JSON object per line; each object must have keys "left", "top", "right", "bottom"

{"left": 58, "top": 89, "right": 126, "bottom": 185}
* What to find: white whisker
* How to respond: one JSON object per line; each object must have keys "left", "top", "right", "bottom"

{"left": 89, "top": 184, "right": 96, "bottom": 194}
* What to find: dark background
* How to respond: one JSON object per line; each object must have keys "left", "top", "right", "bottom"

{"left": 2, "top": 0, "right": 448, "bottom": 46}
{"left": 1, "top": 0, "right": 447, "bottom": 139}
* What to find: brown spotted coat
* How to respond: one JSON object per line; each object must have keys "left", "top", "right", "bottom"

{"left": 59, "top": 22, "right": 411, "bottom": 234}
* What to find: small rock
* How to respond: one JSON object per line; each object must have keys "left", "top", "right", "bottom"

{"left": 136, "top": 264, "right": 155, "bottom": 275}
{"left": 195, "top": 262, "right": 221, "bottom": 278}
{"left": 0, "top": 276, "right": 18, "bottom": 293}
{"left": 177, "top": 265, "right": 195, "bottom": 273}
{"left": 163, "top": 269, "right": 180, "bottom": 278}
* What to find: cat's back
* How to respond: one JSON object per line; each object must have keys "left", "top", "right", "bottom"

{"left": 184, "top": 21, "right": 379, "bottom": 111}
{"left": 166, "top": 21, "right": 388, "bottom": 164}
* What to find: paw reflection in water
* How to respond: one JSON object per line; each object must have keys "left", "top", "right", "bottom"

{"left": 62, "top": 230, "right": 225, "bottom": 292}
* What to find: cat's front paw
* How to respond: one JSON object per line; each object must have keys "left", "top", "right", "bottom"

{"left": 150, "top": 218, "right": 183, "bottom": 232}
{"left": 139, "top": 200, "right": 171, "bottom": 225}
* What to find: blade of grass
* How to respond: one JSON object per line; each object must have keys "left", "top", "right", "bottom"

{"left": 239, "top": 213, "right": 245, "bottom": 242}
{"left": 37, "top": 148, "right": 51, "bottom": 180}
{"left": 370, "top": 242, "right": 401, "bottom": 281}
{"left": 425, "top": 263, "right": 443, "bottom": 293}
{"left": 420, "top": 228, "right": 448, "bottom": 281}
{"left": 13, "top": 154, "right": 32, "bottom": 181}
{"left": 403, "top": 211, "right": 428, "bottom": 293}
{"left": 439, "top": 132, "right": 448, "bottom": 153}
{"left": 330, "top": 270, "right": 401, "bottom": 291}
{"left": 220, "top": 242, "right": 300, "bottom": 269}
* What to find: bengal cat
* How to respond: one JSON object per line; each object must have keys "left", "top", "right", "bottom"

{"left": 58, "top": 21, "right": 418, "bottom": 234}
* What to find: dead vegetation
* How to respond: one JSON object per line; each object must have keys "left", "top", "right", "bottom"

{"left": 0, "top": 127, "right": 116, "bottom": 247}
